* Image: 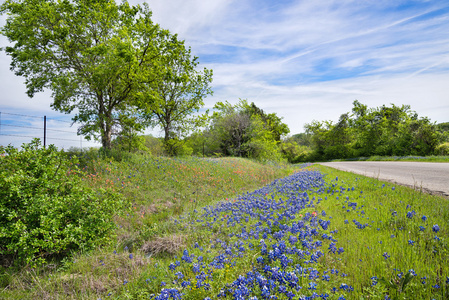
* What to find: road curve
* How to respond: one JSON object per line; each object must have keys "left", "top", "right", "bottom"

{"left": 318, "top": 161, "right": 449, "bottom": 197}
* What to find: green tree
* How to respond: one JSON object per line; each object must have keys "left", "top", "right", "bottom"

{"left": 288, "top": 133, "right": 311, "bottom": 147}
{"left": 205, "top": 100, "right": 288, "bottom": 161}
{"left": 1, "top": 0, "right": 169, "bottom": 149}
{"left": 139, "top": 34, "right": 213, "bottom": 156}
{"left": 243, "top": 114, "right": 284, "bottom": 161}
{"left": 211, "top": 101, "right": 251, "bottom": 157}
{"left": 244, "top": 102, "right": 290, "bottom": 141}
{"left": 305, "top": 100, "right": 441, "bottom": 160}
{"left": 436, "top": 122, "right": 449, "bottom": 142}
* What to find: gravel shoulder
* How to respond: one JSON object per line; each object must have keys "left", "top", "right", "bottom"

{"left": 318, "top": 161, "right": 449, "bottom": 198}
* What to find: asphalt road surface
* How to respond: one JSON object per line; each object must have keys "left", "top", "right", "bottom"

{"left": 318, "top": 161, "right": 449, "bottom": 197}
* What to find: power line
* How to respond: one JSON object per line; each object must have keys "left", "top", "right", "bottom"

{"left": 1, "top": 124, "right": 78, "bottom": 134}
{"left": 0, "top": 134, "right": 81, "bottom": 142}
{"left": 0, "top": 112, "right": 43, "bottom": 119}
{"left": 0, "top": 111, "right": 88, "bottom": 147}
{"left": 1, "top": 124, "right": 43, "bottom": 131}
{"left": 1, "top": 111, "right": 74, "bottom": 124}
{"left": 46, "top": 117, "right": 73, "bottom": 124}
{"left": 46, "top": 136, "right": 81, "bottom": 142}
{"left": 0, "top": 133, "right": 42, "bottom": 139}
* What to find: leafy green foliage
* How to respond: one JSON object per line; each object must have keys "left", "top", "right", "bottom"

{"left": 139, "top": 34, "right": 213, "bottom": 156}
{"left": 0, "top": 0, "right": 174, "bottom": 149}
{"left": 305, "top": 101, "right": 442, "bottom": 161}
{"left": 0, "top": 140, "right": 125, "bottom": 267}
{"left": 201, "top": 99, "right": 289, "bottom": 161}
{"left": 280, "top": 140, "right": 312, "bottom": 163}
{"left": 435, "top": 143, "right": 449, "bottom": 156}
{"left": 436, "top": 122, "right": 449, "bottom": 143}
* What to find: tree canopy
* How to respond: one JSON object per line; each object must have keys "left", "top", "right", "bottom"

{"left": 187, "top": 99, "right": 289, "bottom": 161}
{"left": 1, "top": 0, "right": 199, "bottom": 149}
{"left": 139, "top": 34, "right": 213, "bottom": 156}
{"left": 304, "top": 100, "right": 441, "bottom": 160}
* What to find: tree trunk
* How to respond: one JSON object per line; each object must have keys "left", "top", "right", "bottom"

{"left": 103, "top": 125, "right": 112, "bottom": 149}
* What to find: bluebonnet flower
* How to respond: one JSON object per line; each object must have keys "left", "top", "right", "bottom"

{"left": 154, "top": 289, "right": 182, "bottom": 300}
{"left": 419, "top": 226, "right": 425, "bottom": 231}
{"left": 261, "top": 285, "right": 270, "bottom": 298}
{"left": 432, "top": 224, "right": 440, "bottom": 233}
{"left": 192, "top": 264, "right": 200, "bottom": 273}
{"left": 408, "top": 240, "right": 415, "bottom": 246}
{"left": 308, "top": 282, "right": 317, "bottom": 290}
{"left": 181, "top": 249, "right": 192, "bottom": 263}
{"left": 382, "top": 252, "right": 390, "bottom": 260}
{"left": 422, "top": 215, "right": 427, "bottom": 222}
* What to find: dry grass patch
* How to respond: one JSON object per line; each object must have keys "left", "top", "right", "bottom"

{"left": 141, "top": 234, "right": 186, "bottom": 256}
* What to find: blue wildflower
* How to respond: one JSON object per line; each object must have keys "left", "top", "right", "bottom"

{"left": 432, "top": 224, "right": 440, "bottom": 233}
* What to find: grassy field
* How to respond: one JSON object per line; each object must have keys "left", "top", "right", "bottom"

{"left": 1, "top": 154, "right": 448, "bottom": 299}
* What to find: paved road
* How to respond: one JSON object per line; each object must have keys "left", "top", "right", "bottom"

{"left": 318, "top": 161, "right": 449, "bottom": 197}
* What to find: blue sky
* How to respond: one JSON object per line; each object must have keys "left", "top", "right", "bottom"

{"left": 1, "top": 0, "right": 449, "bottom": 148}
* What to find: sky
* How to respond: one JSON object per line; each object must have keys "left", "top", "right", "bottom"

{"left": 1, "top": 0, "right": 449, "bottom": 148}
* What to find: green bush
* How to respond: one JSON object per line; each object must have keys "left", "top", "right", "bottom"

{"left": 435, "top": 142, "right": 449, "bottom": 155}
{"left": 0, "top": 139, "right": 125, "bottom": 267}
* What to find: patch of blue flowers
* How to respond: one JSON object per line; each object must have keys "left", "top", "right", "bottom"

{"left": 148, "top": 170, "right": 359, "bottom": 299}
{"left": 149, "top": 169, "right": 446, "bottom": 300}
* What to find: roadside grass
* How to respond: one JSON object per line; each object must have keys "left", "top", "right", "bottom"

{"left": 1, "top": 154, "right": 448, "bottom": 299}
{"left": 0, "top": 154, "right": 296, "bottom": 299}
{"left": 311, "top": 165, "right": 449, "bottom": 299}
{"left": 330, "top": 155, "right": 449, "bottom": 162}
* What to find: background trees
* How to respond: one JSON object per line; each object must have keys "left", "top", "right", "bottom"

{"left": 188, "top": 99, "right": 289, "bottom": 161}
{"left": 1, "top": 0, "right": 209, "bottom": 150}
{"left": 303, "top": 100, "right": 442, "bottom": 161}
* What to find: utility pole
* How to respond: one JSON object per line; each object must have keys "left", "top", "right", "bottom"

{"left": 44, "top": 115, "right": 46, "bottom": 147}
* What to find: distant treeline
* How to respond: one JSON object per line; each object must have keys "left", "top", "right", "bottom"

{"left": 299, "top": 100, "right": 449, "bottom": 161}
{"left": 96, "top": 100, "right": 448, "bottom": 163}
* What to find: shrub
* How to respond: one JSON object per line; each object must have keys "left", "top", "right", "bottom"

{"left": 435, "top": 142, "right": 449, "bottom": 155}
{"left": 0, "top": 139, "right": 126, "bottom": 267}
